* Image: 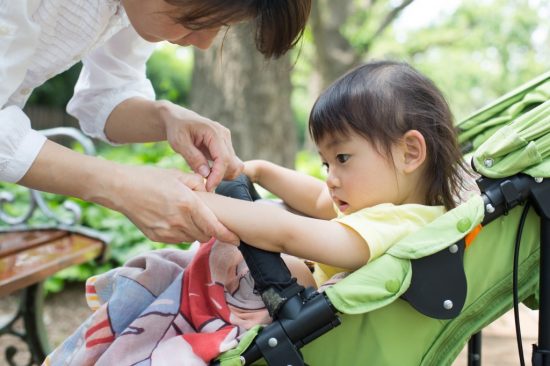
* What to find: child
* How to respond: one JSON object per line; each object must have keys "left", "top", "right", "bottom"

{"left": 197, "top": 60, "right": 466, "bottom": 285}
{"left": 45, "top": 60, "right": 466, "bottom": 365}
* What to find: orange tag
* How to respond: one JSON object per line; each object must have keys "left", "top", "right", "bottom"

{"left": 465, "top": 224, "right": 483, "bottom": 248}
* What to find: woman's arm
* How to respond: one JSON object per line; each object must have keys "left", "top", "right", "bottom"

{"left": 68, "top": 25, "right": 242, "bottom": 192}
{"left": 19, "top": 140, "right": 238, "bottom": 244}
{"left": 197, "top": 192, "right": 370, "bottom": 270}
{"left": 105, "top": 98, "right": 243, "bottom": 192}
{"left": 245, "top": 160, "right": 336, "bottom": 219}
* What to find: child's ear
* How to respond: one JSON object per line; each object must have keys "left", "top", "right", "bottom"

{"left": 399, "top": 130, "right": 427, "bottom": 174}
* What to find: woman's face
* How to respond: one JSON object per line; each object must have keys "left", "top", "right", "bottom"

{"left": 121, "top": 0, "right": 222, "bottom": 49}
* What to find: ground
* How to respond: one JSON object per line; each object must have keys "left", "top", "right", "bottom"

{"left": 0, "top": 283, "right": 540, "bottom": 365}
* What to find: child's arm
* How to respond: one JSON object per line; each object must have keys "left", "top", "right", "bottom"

{"left": 244, "top": 160, "right": 336, "bottom": 220}
{"left": 197, "top": 192, "right": 370, "bottom": 270}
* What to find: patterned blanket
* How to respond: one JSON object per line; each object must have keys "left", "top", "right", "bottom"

{"left": 43, "top": 239, "right": 270, "bottom": 366}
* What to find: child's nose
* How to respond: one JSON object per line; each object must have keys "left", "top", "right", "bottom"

{"left": 326, "top": 171, "right": 340, "bottom": 188}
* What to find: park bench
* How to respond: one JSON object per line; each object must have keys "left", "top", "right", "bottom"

{"left": 0, "top": 128, "right": 109, "bottom": 365}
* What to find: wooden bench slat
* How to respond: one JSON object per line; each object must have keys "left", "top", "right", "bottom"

{"left": 0, "top": 230, "right": 70, "bottom": 258}
{"left": 0, "top": 232, "right": 104, "bottom": 297}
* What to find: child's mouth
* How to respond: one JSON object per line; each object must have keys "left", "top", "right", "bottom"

{"left": 333, "top": 197, "right": 349, "bottom": 212}
{"left": 338, "top": 203, "right": 349, "bottom": 212}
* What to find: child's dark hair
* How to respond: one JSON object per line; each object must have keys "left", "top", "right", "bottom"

{"left": 165, "top": 0, "right": 311, "bottom": 58}
{"left": 309, "top": 61, "right": 466, "bottom": 210}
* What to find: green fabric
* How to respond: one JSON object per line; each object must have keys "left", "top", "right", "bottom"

{"left": 299, "top": 205, "right": 540, "bottom": 365}
{"left": 325, "top": 195, "right": 484, "bottom": 314}
{"left": 217, "top": 325, "right": 262, "bottom": 366}
{"left": 457, "top": 71, "right": 550, "bottom": 146}
{"left": 472, "top": 100, "right": 550, "bottom": 178}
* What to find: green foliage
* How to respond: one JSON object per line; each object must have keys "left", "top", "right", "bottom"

{"left": 27, "top": 63, "right": 82, "bottom": 107}
{"left": 341, "top": 1, "right": 392, "bottom": 53}
{"left": 27, "top": 44, "right": 193, "bottom": 109}
{"left": 146, "top": 44, "right": 193, "bottom": 106}
{"left": 0, "top": 141, "right": 192, "bottom": 294}
{"left": 290, "top": 28, "right": 317, "bottom": 147}
{"left": 369, "top": 0, "right": 550, "bottom": 120}
{"left": 295, "top": 150, "right": 325, "bottom": 180}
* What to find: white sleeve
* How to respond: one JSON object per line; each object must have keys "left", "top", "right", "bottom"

{"left": 0, "top": 0, "right": 47, "bottom": 183}
{"left": 67, "top": 25, "right": 156, "bottom": 143}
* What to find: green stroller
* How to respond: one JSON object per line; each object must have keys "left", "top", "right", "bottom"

{"left": 215, "top": 71, "right": 550, "bottom": 366}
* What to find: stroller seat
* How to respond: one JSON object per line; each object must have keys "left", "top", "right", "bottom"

{"left": 218, "top": 71, "right": 550, "bottom": 366}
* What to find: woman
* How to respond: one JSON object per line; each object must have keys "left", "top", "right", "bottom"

{"left": 0, "top": 0, "right": 311, "bottom": 243}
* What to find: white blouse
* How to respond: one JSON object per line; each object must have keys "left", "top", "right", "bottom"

{"left": 0, "top": 0, "right": 156, "bottom": 183}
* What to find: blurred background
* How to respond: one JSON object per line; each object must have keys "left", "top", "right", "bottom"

{"left": 16, "top": 0, "right": 550, "bottom": 288}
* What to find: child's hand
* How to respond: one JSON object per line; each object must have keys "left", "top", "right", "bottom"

{"left": 186, "top": 173, "right": 207, "bottom": 192}
{"left": 243, "top": 160, "right": 263, "bottom": 183}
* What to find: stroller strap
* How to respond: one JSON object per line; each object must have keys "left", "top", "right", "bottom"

{"left": 401, "top": 238, "right": 467, "bottom": 319}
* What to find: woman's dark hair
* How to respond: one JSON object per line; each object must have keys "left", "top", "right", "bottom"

{"left": 165, "top": 0, "right": 311, "bottom": 58}
{"left": 309, "top": 61, "right": 467, "bottom": 210}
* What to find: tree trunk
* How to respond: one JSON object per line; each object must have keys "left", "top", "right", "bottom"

{"left": 310, "top": 0, "right": 358, "bottom": 90}
{"left": 310, "top": 0, "right": 415, "bottom": 89}
{"left": 190, "top": 24, "right": 297, "bottom": 168}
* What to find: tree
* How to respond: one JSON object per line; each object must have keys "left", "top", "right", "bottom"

{"left": 304, "top": 0, "right": 550, "bottom": 122}
{"left": 374, "top": 0, "right": 550, "bottom": 119}
{"left": 190, "top": 24, "right": 297, "bottom": 167}
{"left": 310, "top": 0, "right": 415, "bottom": 89}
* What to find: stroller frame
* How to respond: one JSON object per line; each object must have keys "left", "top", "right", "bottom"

{"left": 468, "top": 174, "right": 550, "bottom": 366}
{"left": 215, "top": 172, "right": 550, "bottom": 366}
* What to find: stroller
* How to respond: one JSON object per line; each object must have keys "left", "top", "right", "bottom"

{"left": 215, "top": 71, "right": 550, "bottom": 366}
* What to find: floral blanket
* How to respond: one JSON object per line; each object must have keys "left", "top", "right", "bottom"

{"left": 43, "top": 239, "right": 270, "bottom": 366}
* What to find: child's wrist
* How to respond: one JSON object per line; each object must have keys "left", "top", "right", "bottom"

{"left": 244, "top": 160, "right": 264, "bottom": 183}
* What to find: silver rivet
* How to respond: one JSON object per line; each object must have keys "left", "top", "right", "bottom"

{"left": 535, "top": 177, "right": 543, "bottom": 183}
{"left": 443, "top": 300, "right": 453, "bottom": 310}
{"left": 486, "top": 203, "right": 495, "bottom": 214}
{"left": 240, "top": 356, "right": 246, "bottom": 365}
{"left": 484, "top": 158, "right": 494, "bottom": 168}
{"left": 449, "top": 244, "right": 459, "bottom": 254}
{"left": 268, "top": 337, "right": 278, "bottom": 348}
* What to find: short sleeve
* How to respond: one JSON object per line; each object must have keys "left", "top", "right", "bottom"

{"left": 66, "top": 24, "right": 156, "bottom": 143}
{"left": 333, "top": 204, "right": 446, "bottom": 262}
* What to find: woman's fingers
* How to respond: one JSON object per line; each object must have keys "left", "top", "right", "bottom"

{"left": 163, "top": 104, "right": 243, "bottom": 191}
{"left": 115, "top": 166, "right": 238, "bottom": 244}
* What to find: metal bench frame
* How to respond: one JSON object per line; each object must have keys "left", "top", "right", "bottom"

{"left": 0, "top": 128, "right": 108, "bottom": 365}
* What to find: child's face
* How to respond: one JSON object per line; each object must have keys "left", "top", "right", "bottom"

{"left": 317, "top": 132, "right": 404, "bottom": 214}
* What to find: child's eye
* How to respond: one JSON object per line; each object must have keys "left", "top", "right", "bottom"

{"left": 321, "top": 162, "right": 329, "bottom": 172}
{"left": 336, "top": 154, "right": 350, "bottom": 164}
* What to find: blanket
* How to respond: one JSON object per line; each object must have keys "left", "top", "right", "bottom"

{"left": 43, "top": 239, "right": 270, "bottom": 366}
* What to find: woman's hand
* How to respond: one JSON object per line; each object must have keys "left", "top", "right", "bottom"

{"left": 108, "top": 165, "right": 239, "bottom": 244}
{"left": 19, "top": 140, "right": 239, "bottom": 244}
{"left": 159, "top": 102, "right": 244, "bottom": 192}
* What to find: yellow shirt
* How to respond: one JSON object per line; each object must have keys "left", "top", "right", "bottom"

{"left": 313, "top": 203, "right": 446, "bottom": 285}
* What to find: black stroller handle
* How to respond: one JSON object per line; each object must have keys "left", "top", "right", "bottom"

{"left": 215, "top": 174, "right": 301, "bottom": 307}
{"left": 214, "top": 175, "right": 341, "bottom": 366}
